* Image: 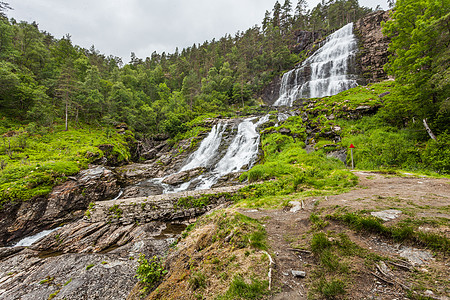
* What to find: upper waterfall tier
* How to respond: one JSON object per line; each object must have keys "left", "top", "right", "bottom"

{"left": 274, "top": 23, "right": 358, "bottom": 107}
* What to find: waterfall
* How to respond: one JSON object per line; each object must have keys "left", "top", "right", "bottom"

{"left": 147, "top": 115, "right": 270, "bottom": 193}
{"left": 196, "top": 115, "right": 269, "bottom": 190}
{"left": 180, "top": 122, "right": 227, "bottom": 172}
{"left": 13, "top": 227, "right": 60, "bottom": 247}
{"left": 274, "top": 23, "right": 358, "bottom": 107}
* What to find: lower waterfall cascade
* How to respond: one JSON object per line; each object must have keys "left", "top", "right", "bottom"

{"left": 274, "top": 22, "right": 359, "bottom": 107}
{"left": 144, "top": 114, "right": 271, "bottom": 194}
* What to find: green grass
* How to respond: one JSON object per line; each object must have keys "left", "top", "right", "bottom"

{"left": 0, "top": 124, "right": 131, "bottom": 208}
{"left": 236, "top": 131, "right": 357, "bottom": 208}
{"left": 216, "top": 276, "right": 269, "bottom": 300}
{"left": 314, "top": 278, "right": 346, "bottom": 299}
{"left": 201, "top": 211, "right": 267, "bottom": 251}
{"left": 329, "top": 212, "right": 450, "bottom": 254}
{"left": 189, "top": 271, "right": 207, "bottom": 290}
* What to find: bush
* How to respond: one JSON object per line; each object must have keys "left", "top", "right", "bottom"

{"left": 135, "top": 254, "right": 166, "bottom": 289}
{"left": 422, "top": 133, "right": 450, "bottom": 174}
{"left": 316, "top": 278, "right": 346, "bottom": 299}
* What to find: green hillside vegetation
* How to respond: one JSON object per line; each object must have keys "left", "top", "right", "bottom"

{"left": 235, "top": 79, "right": 448, "bottom": 209}
{"left": 0, "top": 124, "right": 131, "bottom": 208}
{"left": 0, "top": 0, "right": 449, "bottom": 209}
{"left": 0, "top": 1, "right": 372, "bottom": 138}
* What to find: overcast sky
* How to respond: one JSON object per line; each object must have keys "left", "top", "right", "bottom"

{"left": 7, "top": 0, "right": 388, "bottom": 63}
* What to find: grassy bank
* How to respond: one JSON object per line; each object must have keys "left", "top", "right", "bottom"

{"left": 0, "top": 124, "right": 132, "bottom": 208}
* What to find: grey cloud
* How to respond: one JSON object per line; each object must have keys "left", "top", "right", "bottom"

{"left": 8, "top": 0, "right": 388, "bottom": 62}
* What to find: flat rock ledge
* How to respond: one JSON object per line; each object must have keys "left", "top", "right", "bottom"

{"left": 86, "top": 185, "right": 246, "bottom": 225}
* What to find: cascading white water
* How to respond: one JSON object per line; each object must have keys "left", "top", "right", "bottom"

{"left": 13, "top": 227, "right": 60, "bottom": 247}
{"left": 274, "top": 23, "right": 358, "bottom": 107}
{"left": 196, "top": 115, "right": 270, "bottom": 190}
{"left": 180, "top": 122, "right": 227, "bottom": 172}
{"left": 144, "top": 115, "right": 269, "bottom": 194}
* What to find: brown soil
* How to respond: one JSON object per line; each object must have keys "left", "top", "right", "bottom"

{"left": 240, "top": 172, "right": 450, "bottom": 300}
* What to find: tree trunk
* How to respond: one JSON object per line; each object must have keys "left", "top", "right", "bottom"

{"left": 423, "top": 119, "right": 437, "bottom": 140}
{"left": 65, "top": 97, "right": 68, "bottom": 131}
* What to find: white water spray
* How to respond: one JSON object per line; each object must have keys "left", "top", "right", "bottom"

{"left": 196, "top": 115, "right": 270, "bottom": 190}
{"left": 13, "top": 227, "right": 60, "bottom": 247}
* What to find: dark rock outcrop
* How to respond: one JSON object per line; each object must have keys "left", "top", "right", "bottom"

{"left": 0, "top": 166, "right": 119, "bottom": 246}
{"left": 354, "top": 10, "right": 391, "bottom": 83}
{"left": 258, "top": 76, "right": 282, "bottom": 106}
{"left": 291, "top": 30, "right": 323, "bottom": 54}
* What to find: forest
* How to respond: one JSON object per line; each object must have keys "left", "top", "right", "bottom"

{"left": 0, "top": 0, "right": 374, "bottom": 137}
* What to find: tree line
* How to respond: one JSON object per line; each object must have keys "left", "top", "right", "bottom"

{"left": 0, "top": 1, "right": 378, "bottom": 139}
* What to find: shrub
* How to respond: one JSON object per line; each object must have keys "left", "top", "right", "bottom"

{"left": 316, "top": 278, "right": 346, "bottom": 299}
{"left": 135, "top": 254, "right": 167, "bottom": 290}
{"left": 422, "top": 133, "right": 450, "bottom": 174}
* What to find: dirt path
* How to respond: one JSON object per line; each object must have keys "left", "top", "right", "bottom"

{"left": 240, "top": 172, "right": 450, "bottom": 300}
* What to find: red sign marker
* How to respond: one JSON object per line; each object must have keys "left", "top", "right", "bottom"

{"left": 349, "top": 144, "right": 355, "bottom": 149}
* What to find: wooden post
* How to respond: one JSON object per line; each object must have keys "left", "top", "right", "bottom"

{"left": 350, "top": 144, "right": 355, "bottom": 169}
{"left": 351, "top": 148, "right": 354, "bottom": 169}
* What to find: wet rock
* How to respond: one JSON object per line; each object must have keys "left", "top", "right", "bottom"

{"left": 258, "top": 76, "right": 282, "bottom": 105}
{"left": 122, "top": 183, "right": 164, "bottom": 198}
{"left": 162, "top": 167, "right": 206, "bottom": 185}
{"left": 292, "top": 30, "right": 323, "bottom": 54}
{"left": 115, "top": 163, "right": 161, "bottom": 185}
{"left": 212, "top": 172, "right": 241, "bottom": 188}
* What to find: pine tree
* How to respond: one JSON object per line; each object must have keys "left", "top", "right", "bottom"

{"left": 272, "top": 1, "right": 282, "bottom": 28}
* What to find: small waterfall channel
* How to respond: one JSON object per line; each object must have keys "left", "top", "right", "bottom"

{"left": 274, "top": 23, "right": 358, "bottom": 106}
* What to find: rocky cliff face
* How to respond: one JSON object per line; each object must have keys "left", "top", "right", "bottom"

{"left": 291, "top": 30, "right": 324, "bottom": 54}
{"left": 354, "top": 10, "right": 391, "bottom": 83}
{"left": 0, "top": 166, "right": 119, "bottom": 246}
